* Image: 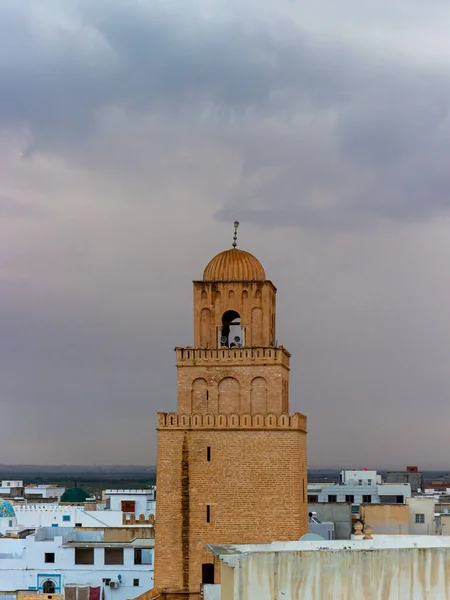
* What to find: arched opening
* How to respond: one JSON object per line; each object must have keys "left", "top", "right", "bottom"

{"left": 43, "top": 581, "right": 56, "bottom": 594}
{"left": 219, "top": 310, "right": 244, "bottom": 348}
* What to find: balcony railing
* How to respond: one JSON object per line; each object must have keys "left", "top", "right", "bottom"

{"left": 175, "top": 346, "right": 290, "bottom": 367}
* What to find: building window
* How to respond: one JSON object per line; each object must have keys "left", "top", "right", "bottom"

{"left": 207, "top": 446, "right": 211, "bottom": 462}
{"left": 75, "top": 548, "right": 94, "bottom": 565}
{"left": 368, "top": 479, "right": 372, "bottom": 485}
{"left": 133, "top": 579, "right": 139, "bottom": 587}
{"left": 363, "top": 495, "right": 372, "bottom": 503}
{"left": 206, "top": 504, "right": 211, "bottom": 523}
{"left": 45, "top": 552, "right": 55, "bottom": 563}
{"left": 104, "top": 548, "right": 124, "bottom": 565}
{"left": 308, "top": 495, "right": 319, "bottom": 503}
{"left": 415, "top": 513, "right": 425, "bottom": 523}
{"left": 102, "top": 579, "right": 111, "bottom": 585}
{"left": 202, "top": 563, "right": 215, "bottom": 584}
{"left": 396, "top": 495, "right": 404, "bottom": 504}
{"left": 121, "top": 500, "right": 136, "bottom": 513}
{"left": 62, "top": 515, "right": 71, "bottom": 522}
{"left": 75, "top": 522, "right": 82, "bottom": 527}
{"left": 134, "top": 548, "right": 153, "bottom": 565}
{"left": 328, "top": 495, "right": 337, "bottom": 503}
{"left": 345, "top": 495, "right": 354, "bottom": 504}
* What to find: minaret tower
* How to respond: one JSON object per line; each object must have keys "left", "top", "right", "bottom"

{"left": 154, "top": 224, "right": 308, "bottom": 596}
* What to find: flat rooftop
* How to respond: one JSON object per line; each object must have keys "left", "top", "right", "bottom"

{"left": 208, "top": 535, "right": 450, "bottom": 560}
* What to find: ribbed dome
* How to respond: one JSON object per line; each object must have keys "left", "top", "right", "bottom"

{"left": 0, "top": 498, "right": 15, "bottom": 518}
{"left": 203, "top": 248, "right": 266, "bottom": 281}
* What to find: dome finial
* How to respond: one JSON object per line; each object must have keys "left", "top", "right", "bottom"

{"left": 232, "top": 221, "right": 239, "bottom": 248}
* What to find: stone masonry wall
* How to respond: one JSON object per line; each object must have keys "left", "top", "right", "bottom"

{"left": 154, "top": 425, "right": 308, "bottom": 593}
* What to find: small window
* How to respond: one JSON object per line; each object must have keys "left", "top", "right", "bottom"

{"left": 45, "top": 552, "right": 55, "bottom": 563}
{"left": 75, "top": 522, "right": 82, "bottom": 527}
{"left": 363, "top": 495, "right": 372, "bottom": 503}
{"left": 134, "top": 548, "right": 153, "bottom": 565}
{"left": 415, "top": 513, "right": 425, "bottom": 523}
{"left": 206, "top": 504, "right": 211, "bottom": 523}
{"left": 308, "top": 495, "right": 319, "bottom": 503}
{"left": 104, "top": 548, "right": 124, "bottom": 565}
{"left": 62, "top": 515, "right": 71, "bottom": 522}
{"left": 121, "top": 500, "right": 136, "bottom": 513}
{"left": 345, "top": 495, "right": 354, "bottom": 503}
{"left": 102, "top": 579, "right": 111, "bottom": 585}
{"left": 396, "top": 495, "right": 404, "bottom": 504}
{"left": 368, "top": 479, "right": 372, "bottom": 485}
{"left": 133, "top": 579, "right": 139, "bottom": 587}
{"left": 75, "top": 548, "right": 94, "bottom": 565}
{"left": 207, "top": 446, "right": 211, "bottom": 462}
{"left": 8, "top": 520, "right": 13, "bottom": 527}
{"left": 328, "top": 495, "right": 337, "bottom": 503}
{"left": 358, "top": 479, "right": 363, "bottom": 485}
{"left": 202, "top": 563, "right": 215, "bottom": 584}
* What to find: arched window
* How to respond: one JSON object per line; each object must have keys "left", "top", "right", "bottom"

{"left": 219, "top": 310, "right": 243, "bottom": 347}
{"left": 43, "top": 581, "right": 56, "bottom": 594}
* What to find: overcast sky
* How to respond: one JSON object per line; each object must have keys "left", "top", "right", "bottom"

{"left": 2, "top": 0, "right": 450, "bottom": 469}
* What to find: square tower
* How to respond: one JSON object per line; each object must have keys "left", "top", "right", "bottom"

{"left": 155, "top": 234, "right": 308, "bottom": 596}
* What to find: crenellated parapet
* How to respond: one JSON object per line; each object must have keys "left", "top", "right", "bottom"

{"left": 176, "top": 345, "right": 290, "bottom": 367}
{"left": 122, "top": 513, "right": 155, "bottom": 527}
{"left": 157, "top": 411, "right": 307, "bottom": 431}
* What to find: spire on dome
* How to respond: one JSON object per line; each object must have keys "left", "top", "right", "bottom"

{"left": 232, "top": 221, "right": 239, "bottom": 248}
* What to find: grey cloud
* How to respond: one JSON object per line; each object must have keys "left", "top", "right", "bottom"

{"left": 2, "top": 0, "right": 450, "bottom": 468}
{"left": 0, "top": 196, "right": 48, "bottom": 219}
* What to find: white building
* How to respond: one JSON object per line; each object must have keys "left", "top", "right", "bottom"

{"left": 103, "top": 489, "right": 156, "bottom": 517}
{"left": 0, "top": 480, "right": 24, "bottom": 497}
{"left": 25, "top": 485, "right": 66, "bottom": 501}
{"left": 0, "top": 527, "right": 154, "bottom": 597}
{"left": 0, "top": 499, "right": 154, "bottom": 598}
{"left": 308, "top": 470, "right": 411, "bottom": 506}
{"left": 13, "top": 488, "right": 156, "bottom": 530}
{"left": 207, "top": 536, "right": 450, "bottom": 600}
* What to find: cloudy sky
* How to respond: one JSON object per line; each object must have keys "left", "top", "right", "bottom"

{"left": 2, "top": 0, "right": 450, "bottom": 469}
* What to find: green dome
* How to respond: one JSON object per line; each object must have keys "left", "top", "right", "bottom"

{"left": 60, "top": 488, "right": 90, "bottom": 503}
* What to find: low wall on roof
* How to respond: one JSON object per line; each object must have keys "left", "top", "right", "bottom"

{"left": 222, "top": 546, "right": 450, "bottom": 600}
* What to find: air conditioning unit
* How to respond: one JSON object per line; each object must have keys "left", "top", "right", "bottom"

{"left": 109, "top": 581, "right": 120, "bottom": 589}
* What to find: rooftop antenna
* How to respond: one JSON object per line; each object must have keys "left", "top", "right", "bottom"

{"left": 232, "top": 221, "right": 239, "bottom": 248}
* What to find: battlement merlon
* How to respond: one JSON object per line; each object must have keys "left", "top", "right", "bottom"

{"left": 157, "top": 411, "right": 307, "bottom": 432}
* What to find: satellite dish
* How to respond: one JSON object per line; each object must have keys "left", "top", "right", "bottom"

{"left": 220, "top": 336, "right": 228, "bottom": 345}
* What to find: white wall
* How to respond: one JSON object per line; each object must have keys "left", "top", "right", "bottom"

{"left": 219, "top": 542, "right": 450, "bottom": 600}
{"left": 14, "top": 506, "right": 136, "bottom": 528}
